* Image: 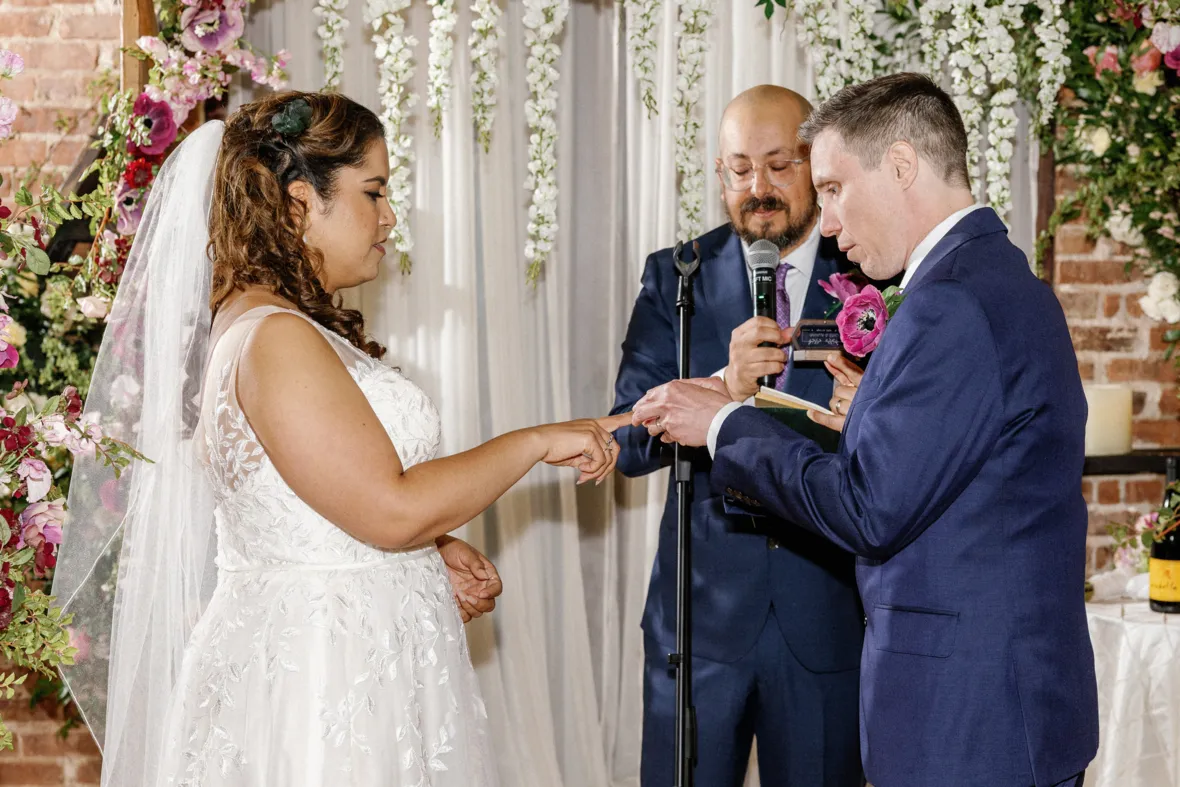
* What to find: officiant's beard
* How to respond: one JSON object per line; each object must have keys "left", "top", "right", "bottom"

{"left": 727, "top": 194, "right": 819, "bottom": 252}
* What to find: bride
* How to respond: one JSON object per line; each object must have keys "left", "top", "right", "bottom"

{"left": 55, "top": 91, "right": 626, "bottom": 786}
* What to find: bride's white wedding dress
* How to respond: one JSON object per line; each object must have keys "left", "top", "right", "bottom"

{"left": 157, "top": 305, "right": 496, "bottom": 786}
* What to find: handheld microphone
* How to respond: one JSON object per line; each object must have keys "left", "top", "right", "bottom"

{"left": 745, "top": 239, "right": 781, "bottom": 389}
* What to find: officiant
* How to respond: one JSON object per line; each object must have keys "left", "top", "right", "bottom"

{"left": 608, "top": 85, "right": 865, "bottom": 787}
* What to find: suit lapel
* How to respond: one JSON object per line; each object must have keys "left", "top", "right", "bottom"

{"left": 785, "top": 246, "right": 840, "bottom": 404}
{"left": 699, "top": 229, "right": 751, "bottom": 354}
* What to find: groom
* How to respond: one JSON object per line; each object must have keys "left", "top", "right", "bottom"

{"left": 632, "top": 73, "right": 1099, "bottom": 787}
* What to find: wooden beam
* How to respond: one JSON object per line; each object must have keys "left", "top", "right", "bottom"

{"left": 121, "top": 0, "right": 158, "bottom": 95}
{"left": 1036, "top": 129, "right": 1057, "bottom": 286}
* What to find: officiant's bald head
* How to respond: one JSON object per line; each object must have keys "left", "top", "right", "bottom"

{"left": 716, "top": 86, "right": 818, "bottom": 254}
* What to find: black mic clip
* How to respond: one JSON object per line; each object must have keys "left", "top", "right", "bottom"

{"left": 672, "top": 240, "right": 701, "bottom": 279}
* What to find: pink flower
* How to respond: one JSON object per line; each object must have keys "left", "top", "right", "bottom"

{"left": 113, "top": 180, "right": 146, "bottom": 235}
{"left": 0, "top": 314, "right": 19, "bottom": 369}
{"left": 136, "top": 36, "right": 170, "bottom": 63}
{"left": 836, "top": 285, "right": 889, "bottom": 357}
{"left": 179, "top": 2, "right": 245, "bottom": 53}
{"left": 1110, "top": 0, "right": 1144, "bottom": 26}
{"left": 77, "top": 295, "right": 112, "bottom": 321}
{"left": 34, "top": 413, "right": 70, "bottom": 447}
{"left": 128, "top": 93, "right": 178, "bottom": 157}
{"left": 1131, "top": 39, "right": 1163, "bottom": 76}
{"left": 99, "top": 478, "right": 123, "bottom": 515}
{"left": 17, "top": 458, "right": 51, "bottom": 504}
{"left": 0, "top": 97, "right": 17, "bottom": 141}
{"left": 1085, "top": 45, "right": 1123, "bottom": 78}
{"left": 0, "top": 50, "right": 24, "bottom": 79}
{"left": 1151, "top": 21, "right": 1180, "bottom": 57}
{"left": 819, "top": 273, "right": 864, "bottom": 303}
{"left": 67, "top": 626, "right": 91, "bottom": 662}
{"left": 18, "top": 499, "right": 64, "bottom": 551}
{"left": 1136, "top": 512, "right": 1159, "bottom": 531}
{"left": 1166, "top": 47, "right": 1180, "bottom": 72}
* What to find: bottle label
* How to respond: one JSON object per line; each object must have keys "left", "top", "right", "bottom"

{"left": 1149, "top": 557, "right": 1180, "bottom": 603}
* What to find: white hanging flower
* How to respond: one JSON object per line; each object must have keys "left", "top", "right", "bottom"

{"left": 842, "top": 0, "right": 877, "bottom": 85}
{"left": 426, "top": 0, "right": 457, "bottom": 138}
{"left": 917, "top": 0, "right": 953, "bottom": 78}
{"left": 366, "top": 0, "right": 418, "bottom": 272}
{"left": 673, "top": 0, "right": 715, "bottom": 242}
{"left": 1033, "top": 0, "right": 1069, "bottom": 127}
{"left": 625, "top": 0, "right": 663, "bottom": 117}
{"left": 469, "top": 0, "right": 504, "bottom": 152}
{"left": 522, "top": 0, "right": 571, "bottom": 282}
{"left": 981, "top": 0, "right": 1022, "bottom": 220}
{"left": 794, "top": 0, "right": 844, "bottom": 100}
{"left": 313, "top": 0, "right": 349, "bottom": 91}
{"left": 947, "top": 0, "right": 987, "bottom": 202}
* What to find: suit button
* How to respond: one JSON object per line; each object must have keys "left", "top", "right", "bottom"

{"left": 767, "top": 538, "right": 780, "bottom": 550}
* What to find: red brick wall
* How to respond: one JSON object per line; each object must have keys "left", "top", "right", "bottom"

{"left": 1054, "top": 219, "right": 1177, "bottom": 575}
{"left": 0, "top": 676, "right": 99, "bottom": 785}
{"left": 0, "top": 0, "right": 120, "bottom": 200}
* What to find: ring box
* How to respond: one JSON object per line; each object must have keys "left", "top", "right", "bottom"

{"left": 791, "top": 318, "right": 843, "bottom": 361}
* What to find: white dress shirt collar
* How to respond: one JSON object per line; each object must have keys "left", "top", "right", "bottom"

{"left": 899, "top": 204, "right": 984, "bottom": 290}
{"left": 740, "top": 221, "right": 821, "bottom": 280}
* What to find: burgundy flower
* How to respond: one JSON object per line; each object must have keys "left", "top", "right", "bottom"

{"left": 1166, "top": 47, "right": 1180, "bottom": 72}
{"left": 180, "top": 2, "right": 245, "bottom": 54}
{"left": 128, "top": 94, "right": 178, "bottom": 157}
{"left": 114, "top": 180, "right": 146, "bottom": 236}
{"left": 836, "top": 285, "right": 889, "bottom": 357}
{"left": 1, "top": 509, "right": 19, "bottom": 549}
{"left": 123, "top": 158, "right": 156, "bottom": 189}
{"left": 819, "top": 272, "right": 865, "bottom": 303}
{"left": 62, "top": 385, "right": 83, "bottom": 422}
{"left": 0, "top": 204, "right": 10, "bottom": 221}
{"left": 1110, "top": 0, "right": 1143, "bottom": 26}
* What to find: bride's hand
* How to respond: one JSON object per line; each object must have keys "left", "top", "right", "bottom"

{"left": 531, "top": 413, "right": 631, "bottom": 485}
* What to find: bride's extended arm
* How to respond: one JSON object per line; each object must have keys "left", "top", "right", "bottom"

{"left": 237, "top": 313, "right": 625, "bottom": 549}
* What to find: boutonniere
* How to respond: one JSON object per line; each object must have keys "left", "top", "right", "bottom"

{"left": 817, "top": 273, "right": 906, "bottom": 358}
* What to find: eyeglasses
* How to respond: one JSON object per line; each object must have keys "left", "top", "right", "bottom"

{"left": 716, "top": 159, "right": 807, "bottom": 192}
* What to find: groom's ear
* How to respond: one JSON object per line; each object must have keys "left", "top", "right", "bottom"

{"left": 887, "top": 141, "right": 919, "bottom": 191}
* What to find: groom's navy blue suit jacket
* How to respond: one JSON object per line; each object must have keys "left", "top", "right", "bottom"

{"left": 611, "top": 223, "right": 864, "bottom": 670}
{"left": 714, "top": 209, "right": 1099, "bottom": 786}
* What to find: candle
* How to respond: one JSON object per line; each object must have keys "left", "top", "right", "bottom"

{"left": 1084, "top": 384, "right": 1133, "bottom": 456}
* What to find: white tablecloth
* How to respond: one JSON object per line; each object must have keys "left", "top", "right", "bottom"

{"left": 1086, "top": 601, "right": 1180, "bottom": 787}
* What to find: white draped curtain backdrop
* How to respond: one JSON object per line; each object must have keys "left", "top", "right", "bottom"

{"left": 231, "top": 2, "right": 1038, "bottom": 784}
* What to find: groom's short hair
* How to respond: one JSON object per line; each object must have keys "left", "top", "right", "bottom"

{"left": 799, "top": 73, "right": 970, "bottom": 189}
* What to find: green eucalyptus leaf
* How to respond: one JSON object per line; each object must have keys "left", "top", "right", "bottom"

{"left": 14, "top": 188, "right": 32, "bottom": 208}
{"left": 26, "top": 247, "right": 51, "bottom": 276}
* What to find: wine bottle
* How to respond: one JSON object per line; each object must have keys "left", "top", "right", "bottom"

{"left": 1149, "top": 457, "right": 1180, "bottom": 613}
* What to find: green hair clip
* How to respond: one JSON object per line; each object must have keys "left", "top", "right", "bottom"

{"left": 271, "top": 98, "right": 312, "bottom": 137}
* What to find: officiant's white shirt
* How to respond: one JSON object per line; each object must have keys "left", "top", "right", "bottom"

{"left": 705, "top": 203, "right": 985, "bottom": 457}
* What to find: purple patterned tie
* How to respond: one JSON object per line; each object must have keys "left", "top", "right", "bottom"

{"left": 774, "top": 261, "right": 792, "bottom": 391}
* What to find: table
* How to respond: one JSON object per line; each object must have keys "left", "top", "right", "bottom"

{"left": 1086, "top": 601, "right": 1180, "bottom": 786}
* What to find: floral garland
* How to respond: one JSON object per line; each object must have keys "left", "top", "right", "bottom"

{"left": 843, "top": 0, "right": 878, "bottom": 85}
{"left": 1032, "top": 0, "right": 1070, "bottom": 126}
{"left": 946, "top": 0, "right": 988, "bottom": 203}
{"left": 469, "top": 0, "right": 504, "bottom": 152}
{"left": 313, "top": 0, "right": 350, "bottom": 91}
{"left": 426, "top": 0, "right": 458, "bottom": 137}
{"left": 793, "top": 0, "right": 846, "bottom": 100}
{"left": 625, "top": 0, "right": 663, "bottom": 117}
{"left": 1047, "top": 1, "right": 1180, "bottom": 345}
{"left": 0, "top": 50, "right": 151, "bottom": 749}
{"left": 522, "top": 0, "right": 570, "bottom": 282}
{"left": 366, "top": 0, "right": 418, "bottom": 273}
{"left": 673, "top": 0, "right": 715, "bottom": 243}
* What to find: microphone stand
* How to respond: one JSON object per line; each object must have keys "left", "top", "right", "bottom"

{"left": 671, "top": 240, "right": 700, "bottom": 787}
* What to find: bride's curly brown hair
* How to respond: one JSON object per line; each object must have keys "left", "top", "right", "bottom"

{"left": 209, "top": 91, "right": 387, "bottom": 359}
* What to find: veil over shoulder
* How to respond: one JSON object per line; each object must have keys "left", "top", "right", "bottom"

{"left": 56, "top": 120, "right": 225, "bottom": 785}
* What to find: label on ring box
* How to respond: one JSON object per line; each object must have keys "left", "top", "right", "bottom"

{"left": 791, "top": 319, "right": 843, "bottom": 361}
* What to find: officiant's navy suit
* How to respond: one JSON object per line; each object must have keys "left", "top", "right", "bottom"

{"left": 713, "top": 208, "right": 1099, "bottom": 786}
{"left": 611, "top": 224, "right": 865, "bottom": 787}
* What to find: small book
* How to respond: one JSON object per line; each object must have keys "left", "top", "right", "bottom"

{"left": 754, "top": 386, "right": 835, "bottom": 416}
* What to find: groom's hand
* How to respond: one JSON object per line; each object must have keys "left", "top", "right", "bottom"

{"left": 632, "top": 378, "right": 732, "bottom": 447}
{"left": 724, "top": 317, "right": 792, "bottom": 401}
